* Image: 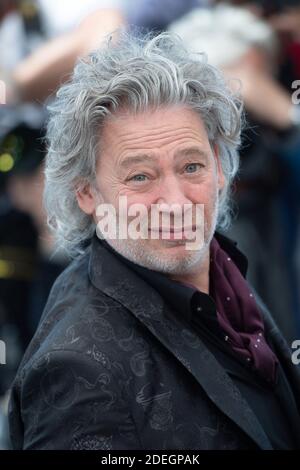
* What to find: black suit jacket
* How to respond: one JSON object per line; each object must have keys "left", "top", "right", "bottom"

{"left": 8, "top": 234, "right": 300, "bottom": 450}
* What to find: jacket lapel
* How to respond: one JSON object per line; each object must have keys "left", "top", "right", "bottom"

{"left": 88, "top": 236, "right": 272, "bottom": 449}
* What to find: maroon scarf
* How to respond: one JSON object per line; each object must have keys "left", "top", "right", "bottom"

{"left": 209, "top": 237, "right": 279, "bottom": 384}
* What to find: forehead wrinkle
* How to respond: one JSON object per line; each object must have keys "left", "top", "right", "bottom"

{"left": 114, "top": 128, "right": 207, "bottom": 155}
{"left": 116, "top": 125, "right": 202, "bottom": 142}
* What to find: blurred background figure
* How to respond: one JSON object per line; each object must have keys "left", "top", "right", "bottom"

{"left": 0, "top": 0, "right": 208, "bottom": 104}
{"left": 0, "top": 0, "right": 125, "bottom": 103}
{"left": 0, "top": 0, "right": 299, "bottom": 447}
{"left": 0, "top": 106, "right": 67, "bottom": 447}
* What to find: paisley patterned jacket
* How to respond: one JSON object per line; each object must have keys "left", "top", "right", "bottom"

{"left": 8, "top": 233, "right": 300, "bottom": 449}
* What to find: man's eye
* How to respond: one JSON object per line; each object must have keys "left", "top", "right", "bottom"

{"left": 184, "top": 163, "right": 202, "bottom": 173}
{"left": 129, "top": 174, "right": 148, "bottom": 182}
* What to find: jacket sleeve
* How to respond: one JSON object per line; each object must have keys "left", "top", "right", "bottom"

{"left": 9, "top": 349, "right": 142, "bottom": 450}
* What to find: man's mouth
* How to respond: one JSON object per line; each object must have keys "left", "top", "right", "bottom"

{"left": 148, "top": 225, "right": 198, "bottom": 240}
{"left": 149, "top": 225, "right": 198, "bottom": 232}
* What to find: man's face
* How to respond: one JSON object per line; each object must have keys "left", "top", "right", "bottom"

{"left": 78, "top": 105, "right": 225, "bottom": 274}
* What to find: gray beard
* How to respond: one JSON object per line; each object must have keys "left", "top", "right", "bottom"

{"left": 103, "top": 201, "right": 219, "bottom": 276}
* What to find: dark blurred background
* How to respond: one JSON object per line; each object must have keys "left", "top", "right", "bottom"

{"left": 0, "top": 0, "right": 299, "bottom": 448}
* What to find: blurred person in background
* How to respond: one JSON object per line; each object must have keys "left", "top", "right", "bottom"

{"left": 0, "top": 107, "right": 67, "bottom": 441}
{"left": 169, "top": 2, "right": 300, "bottom": 342}
{"left": 0, "top": 0, "right": 124, "bottom": 69}
{"left": 223, "top": 0, "right": 300, "bottom": 342}
{"left": 0, "top": 0, "right": 125, "bottom": 103}
{"left": 0, "top": 0, "right": 214, "bottom": 104}
{"left": 0, "top": 108, "right": 41, "bottom": 397}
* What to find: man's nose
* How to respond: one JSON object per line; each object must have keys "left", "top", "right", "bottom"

{"left": 154, "top": 176, "right": 191, "bottom": 207}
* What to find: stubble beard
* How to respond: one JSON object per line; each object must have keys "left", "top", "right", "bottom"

{"left": 104, "top": 196, "right": 219, "bottom": 275}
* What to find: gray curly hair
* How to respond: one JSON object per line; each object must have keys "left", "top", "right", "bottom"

{"left": 44, "top": 29, "right": 243, "bottom": 256}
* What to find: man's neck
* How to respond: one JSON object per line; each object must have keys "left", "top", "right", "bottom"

{"left": 169, "top": 248, "right": 211, "bottom": 294}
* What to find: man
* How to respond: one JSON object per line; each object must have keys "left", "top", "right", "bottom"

{"left": 8, "top": 31, "right": 300, "bottom": 450}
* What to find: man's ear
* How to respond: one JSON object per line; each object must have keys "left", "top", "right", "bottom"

{"left": 213, "top": 143, "right": 226, "bottom": 191}
{"left": 76, "top": 183, "right": 96, "bottom": 215}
